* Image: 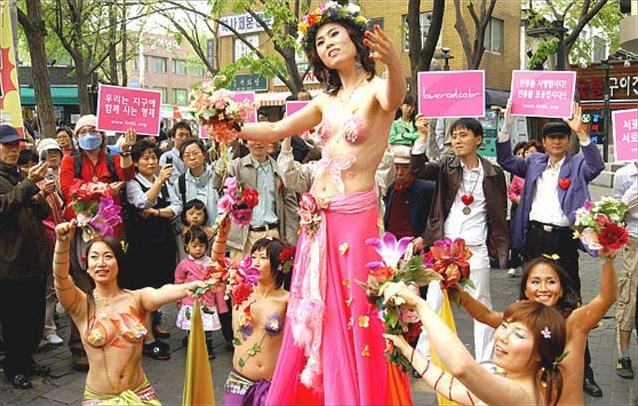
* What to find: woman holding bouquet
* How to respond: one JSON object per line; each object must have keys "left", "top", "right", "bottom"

{"left": 453, "top": 250, "right": 618, "bottom": 404}
{"left": 235, "top": 1, "right": 409, "bottom": 404}
{"left": 52, "top": 220, "right": 211, "bottom": 404}
{"left": 382, "top": 282, "right": 567, "bottom": 406}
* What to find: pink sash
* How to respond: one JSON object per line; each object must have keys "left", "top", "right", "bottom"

{"left": 288, "top": 188, "right": 377, "bottom": 388}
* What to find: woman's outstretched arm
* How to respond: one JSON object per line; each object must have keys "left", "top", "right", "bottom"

{"left": 52, "top": 220, "right": 86, "bottom": 319}
{"left": 239, "top": 98, "right": 323, "bottom": 143}
{"left": 381, "top": 282, "right": 534, "bottom": 405}
{"left": 454, "top": 286, "right": 503, "bottom": 329}
{"left": 365, "top": 25, "right": 406, "bottom": 112}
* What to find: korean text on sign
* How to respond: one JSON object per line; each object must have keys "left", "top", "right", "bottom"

{"left": 97, "top": 84, "right": 162, "bottom": 135}
{"left": 613, "top": 109, "right": 638, "bottom": 162}
{"left": 510, "top": 70, "right": 576, "bottom": 118}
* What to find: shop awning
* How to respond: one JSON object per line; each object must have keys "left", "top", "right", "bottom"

{"left": 255, "top": 89, "right": 322, "bottom": 106}
{"left": 19, "top": 86, "right": 79, "bottom": 105}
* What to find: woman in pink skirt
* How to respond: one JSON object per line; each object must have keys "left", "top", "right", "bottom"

{"left": 238, "top": 1, "right": 411, "bottom": 404}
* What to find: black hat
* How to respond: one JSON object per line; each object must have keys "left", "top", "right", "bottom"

{"left": 542, "top": 122, "right": 571, "bottom": 138}
{"left": 0, "top": 125, "right": 27, "bottom": 144}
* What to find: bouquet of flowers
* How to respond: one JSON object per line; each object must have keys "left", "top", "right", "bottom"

{"left": 217, "top": 177, "right": 260, "bottom": 227}
{"left": 69, "top": 182, "right": 122, "bottom": 242}
{"left": 298, "top": 193, "right": 322, "bottom": 237}
{"left": 423, "top": 238, "right": 475, "bottom": 306}
{"left": 188, "top": 83, "right": 259, "bottom": 145}
{"left": 573, "top": 197, "right": 629, "bottom": 253}
{"left": 356, "top": 232, "right": 441, "bottom": 372}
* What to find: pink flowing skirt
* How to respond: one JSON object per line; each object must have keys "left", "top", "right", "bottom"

{"left": 266, "top": 190, "right": 410, "bottom": 405}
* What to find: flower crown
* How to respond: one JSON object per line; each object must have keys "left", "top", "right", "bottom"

{"left": 298, "top": 1, "right": 369, "bottom": 54}
{"left": 278, "top": 246, "right": 296, "bottom": 274}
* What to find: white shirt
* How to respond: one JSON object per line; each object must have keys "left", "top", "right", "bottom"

{"left": 444, "top": 160, "right": 488, "bottom": 248}
{"left": 613, "top": 162, "right": 638, "bottom": 238}
{"left": 529, "top": 156, "right": 571, "bottom": 227}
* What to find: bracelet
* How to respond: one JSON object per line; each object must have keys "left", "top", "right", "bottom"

{"left": 54, "top": 284, "right": 74, "bottom": 291}
{"left": 54, "top": 249, "right": 70, "bottom": 255}
{"left": 121, "top": 151, "right": 131, "bottom": 157}
{"left": 420, "top": 359, "right": 431, "bottom": 377}
{"left": 58, "top": 235, "right": 70, "bottom": 242}
{"left": 53, "top": 259, "right": 69, "bottom": 265}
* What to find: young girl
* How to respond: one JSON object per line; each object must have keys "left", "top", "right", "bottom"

{"left": 176, "top": 199, "right": 212, "bottom": 260}
{"left": 216, "top": 218, "right": 291, "bottom": 406}
{"left": 389, "top": 93, "right": 419, "bottom": 146}
{"left": 174, "top": 226, "right": 229, "bottom": 358}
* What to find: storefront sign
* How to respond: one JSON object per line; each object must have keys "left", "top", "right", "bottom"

{"left": 229, "top": 74, "right": 268, "bottom": 92}
{"left": 218, "top": 12, "right": 273, "bottom": 37}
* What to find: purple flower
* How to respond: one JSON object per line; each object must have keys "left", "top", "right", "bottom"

{"left": 583, "top": 200, "right": 592, "bottom": 211}
{"left": 89, "top": 195, "right": 122, "bottom": 238}
{"left": 265, "top": 314, "right": 283, "bottom": 337}
{"left": 365, "top": 232, "right": 412, "bottom": 268}
{"left": 239, "top": 255, "right": 260, "bottom": 286}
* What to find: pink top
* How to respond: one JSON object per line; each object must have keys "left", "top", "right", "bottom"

{"left": 509, "top": 175, "right": 525, "bottom": 203}
{"left": 174, "top": 256, "right": 228, "bottom": 312}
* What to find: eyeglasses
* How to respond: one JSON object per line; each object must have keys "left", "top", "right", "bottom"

{"left": 182, "top": 150, "right": 202, "bottom": 159}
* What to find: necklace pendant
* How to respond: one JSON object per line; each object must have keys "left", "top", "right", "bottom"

{"left": 463, "top": 206, "right": 472, "bottom": 215}
{"left": 92, "top": 176, "right": 98, "bottom": 181}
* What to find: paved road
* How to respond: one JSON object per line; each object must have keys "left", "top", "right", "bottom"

{"left": 1, "top": 184, "right": 636, "bottom": 405}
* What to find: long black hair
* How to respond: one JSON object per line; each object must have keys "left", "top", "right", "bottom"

{"left": 306, "top": 21, "right": 376, "bottom": 96}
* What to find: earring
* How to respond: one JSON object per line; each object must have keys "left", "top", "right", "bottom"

{"left": 355, "top": 60, "right": 362, "bottom": 76}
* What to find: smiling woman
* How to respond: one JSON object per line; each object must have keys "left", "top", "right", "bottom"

{"left": 51, "top": 220, "right": 210, "bottom": 404}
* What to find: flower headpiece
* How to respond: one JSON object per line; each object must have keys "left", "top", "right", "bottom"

{"left": 298, "top": 1, "right": 369, "bottom": 54}
{"left": 278, "top": 246, "right": 296, "bottom": 274}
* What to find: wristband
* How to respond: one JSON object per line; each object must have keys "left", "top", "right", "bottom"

{"left": 121, "top": 151, "right": 131, "bottom": 157}
{"left": 58, "top": 235, "right": 70, "bottom": 242}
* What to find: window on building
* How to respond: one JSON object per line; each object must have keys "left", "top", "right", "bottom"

{"left": 173, "top": 89, "right": 188, "bottom": 105}
{"left": 172, "top": 59, "right": 188, "bottom": 75}
{"left": 234, "top": 35, "right": 259, "bottom": 62}
{"left": 367, "top": 17, "right": 383, "bottom": 32}
{"left": 151, "top": 87, "right": 167, "bottom": 103}
{"left": 151, "top": 56, "right": 167, "bottom": 73}
{"left": 402, "top": 13, "right": 442, "bottom": 52}
{"left": 592, "top": 37, "right": 608, "bottom": 61}
{"left": 191, "top": 65, "right": 207, "bottom": 77}
{"left": 484, "top": 18, "right": 504, "bottom": 54}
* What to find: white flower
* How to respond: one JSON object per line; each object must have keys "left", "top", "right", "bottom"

{"left": 579, "top": 227, "right": 603, "bottom": 250}
{"left": 346, "top": 3, "right": 360, "bottom": 13}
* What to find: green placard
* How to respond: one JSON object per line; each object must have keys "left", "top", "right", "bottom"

{"left": 228, "top": 74, "right": 268, "bottom": 92}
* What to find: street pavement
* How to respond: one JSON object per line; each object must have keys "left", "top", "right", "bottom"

{"left": 1, "top": 184, "right": 636, "bottom": 405}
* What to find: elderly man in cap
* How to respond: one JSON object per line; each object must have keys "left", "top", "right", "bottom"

{"left": 383, "top": 146, "right": 435, "bottom": 252}
{"left": 496, "top": 101, "right": 605, "bottom": 397}
{"left": 59, "top": 114, "right": 136, "bottom": 371}
{"left": 0, "top": 125, "right": 54, "bottom": 389}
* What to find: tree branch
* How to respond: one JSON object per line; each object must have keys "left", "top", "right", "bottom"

{"left": 565, "top": 0, "right": 608, "bottom": 48}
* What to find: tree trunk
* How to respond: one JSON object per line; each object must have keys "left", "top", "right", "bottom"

{"left": 17, "top": 0, "right": 56, "bottom": 138}
{"left": 120, "top": 0, "right": 128, "bottom": 87}
{"left": 108, "top": 0, "right": 119, "bottom": 85}
{"left": 76, "top": 64, "right": 92, "bottom": 115}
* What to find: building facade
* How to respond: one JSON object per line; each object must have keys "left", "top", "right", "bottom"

{"left": 215, "top": 1, "right": 521, "bottom": 107}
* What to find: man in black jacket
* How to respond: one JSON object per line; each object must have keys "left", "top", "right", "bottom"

{"left": 0, "top": 125, "right": 53, "bottom": 389}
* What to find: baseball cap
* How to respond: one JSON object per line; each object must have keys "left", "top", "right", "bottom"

{"left": 0, "top": 125, "right": 27, "bottom": 144}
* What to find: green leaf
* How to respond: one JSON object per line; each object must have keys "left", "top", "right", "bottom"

{"left": 387, "top": 308, "right": 400, "bottom": 329}
{"left": 238, "top": 358, "right": 245, "bottom": 367}
{"left": 412, "top": 269, "right": 442, "bottom": 287}
{"left": 232, "top": 337, "right": 242, "bottom": 346}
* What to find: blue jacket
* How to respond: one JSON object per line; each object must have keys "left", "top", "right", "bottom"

{"left": 496, "top": 139, "right": 605, "bottom": 255}
{"left": 383, "top": 179, "right": 435, "bottom": 237}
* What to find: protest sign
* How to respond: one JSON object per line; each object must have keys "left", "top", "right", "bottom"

{"left": 97, "top": 85, "right": 161, "bottom": 135}
{"left": 417, "top": 71, "right": 485, "bottom": 118}
{"left": 231, "top": 91, "right": 256, "bottom": 123}
{"left": 612, "top": 109, "right": 637, "bottom": 162}
{"left": 510, "top": 70, "right": 576, "bottom": 118}
{"left": 285, "top": 101, "right": 309, "bottom": 117}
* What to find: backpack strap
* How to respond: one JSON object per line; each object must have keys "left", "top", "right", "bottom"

{"left": 178, "top": 173, "right": 186, "bottom": 206}
{"left": 72, "top": 152, "right": 119, "bottom": 182}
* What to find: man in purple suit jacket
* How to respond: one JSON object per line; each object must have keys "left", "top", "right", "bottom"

{"left": 496, "top": 101, "right": 606, "bottom": 397}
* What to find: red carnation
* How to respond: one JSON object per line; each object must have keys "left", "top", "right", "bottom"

{"left": 598, "top": 222, "right": 629, "bottom": 250}
{"left": 308, "top": 13, "right": 317, "bottom": 26}
{"left": 233, "top": 283, "right": 254, "bottom": 308}
{"left": 279, "top": 246, "right": 296, "bottom": 263}
{"left": 403, "top": 321, "right": 423, "bottom": 344}
{"left": 240, "top": 187, "right": 260, "bottom": 208}
{"left": 371, "top": 266, "right": 394, "bottom": 284}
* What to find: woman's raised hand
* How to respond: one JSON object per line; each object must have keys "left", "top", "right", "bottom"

{"left": 157, "top": 164, "right": 173, "bottom": 184}
{"left": 380, "top": 281, "right": 422, "bottom": 307}
{"left": 382, "top": 333, "right": 411, "bottom": 356}
{"left": 55, "top": 220, "right": 77, "bottom": 240}
{"left": 363, "top": 25, "right": 401, "bottom": 71}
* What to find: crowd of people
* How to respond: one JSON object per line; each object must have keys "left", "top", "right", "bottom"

{"left": 1, "top": 1, "right": 636, "bottom": 405}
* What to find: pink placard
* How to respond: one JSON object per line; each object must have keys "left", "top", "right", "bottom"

{"left": 96, "top": 85, "right": 161, "bottom": 135}
{"left": 285, "top": 101, "right": 309, "bottom": 117}
{"left": 510, "top": 70, "right": 576, "bottom": 118}
{"left": 232, "top": 91, "right": 257, "bottom": 123}
{"left": 613, "top": 109, "right": 638, "bottom": 162}
{"left": 199, "top": 125, "right": 208, "bottom": 139}
{"left": 417, "top": 71, "right": 485, "bottom": 118}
